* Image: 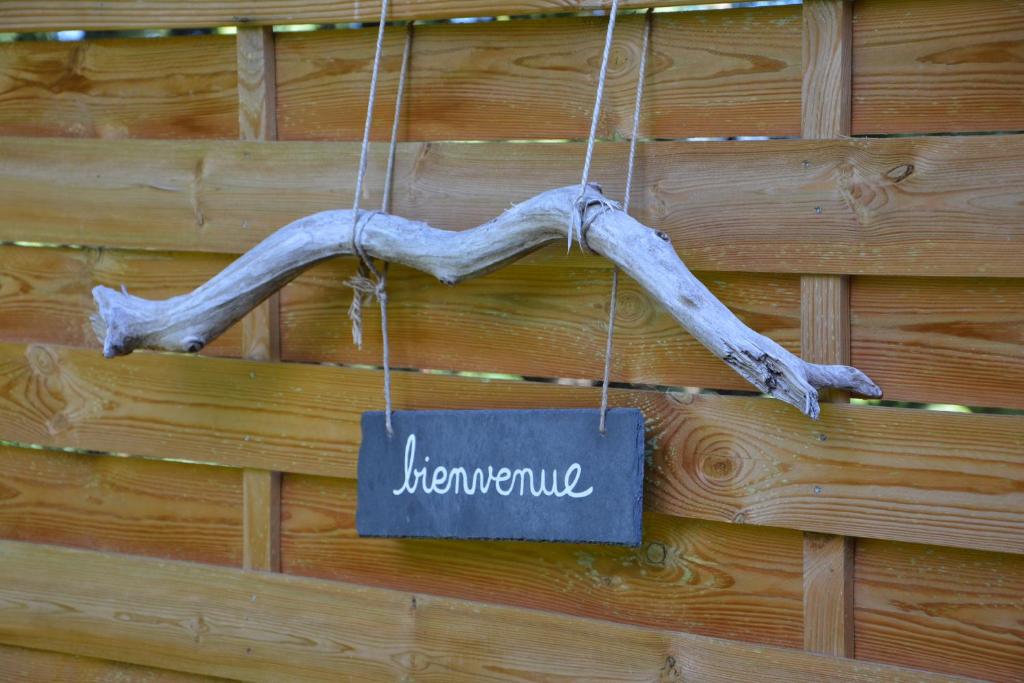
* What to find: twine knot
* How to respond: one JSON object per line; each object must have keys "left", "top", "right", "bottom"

{"left": 345, "top": 262, "right": 388, "bottom": 350}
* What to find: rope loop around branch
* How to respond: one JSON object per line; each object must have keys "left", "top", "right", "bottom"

{"left": 577, "top": 196, "right": 619, "bottom": 255}
{"left": 344, "top": 4, "right": 411, "bottom": 437}
{"left": 346, "top": 210, "right": 385, "bottom": 348}
{"left": 569, "top": 0, "right": 620, "bottom": 252}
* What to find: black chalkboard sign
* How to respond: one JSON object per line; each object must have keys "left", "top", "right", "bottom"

{"left": 356, "top": 408, "right": 645, "bottom": 546}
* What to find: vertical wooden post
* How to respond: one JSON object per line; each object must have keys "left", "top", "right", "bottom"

{"left": 237, "top": 25, "right": 282, "bottom": 572}
{"left": 800, "top": 0, "right": 855, "bottom": 657}
{"left": 803, "top": 530, "right": 855, "bottom": 656}
{"left": 237, "top": 25, "right": 278, "bottom": 143}
{"left": 801, "top": 0, "right": 852, "bottom": 141}
{"left": 243, "top": 468, "right": 281, "bottom": 571}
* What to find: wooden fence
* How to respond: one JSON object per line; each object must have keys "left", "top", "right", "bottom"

{"left": 0, "top": 0, "right": 1021, "bottom": 680}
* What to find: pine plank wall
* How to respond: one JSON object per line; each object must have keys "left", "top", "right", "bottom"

{"left": 0, "top": 0, "right": 1021, "bottom": 680}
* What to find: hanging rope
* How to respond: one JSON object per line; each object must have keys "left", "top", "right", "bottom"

{"left": 382, "top": 24, "right": 413, "bottom": 215}
{"left": 598, "top": 8, "right": 652, "bottom": 433}
{"left": 346, "top": 4, "right": 412, "bottom": 436}
{"left": 570, "top": 0, "right": 620, "bottom": 251}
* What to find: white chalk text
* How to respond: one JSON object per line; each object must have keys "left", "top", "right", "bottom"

{"left": 392, "top": 434, "right": 593, "bottom": 499}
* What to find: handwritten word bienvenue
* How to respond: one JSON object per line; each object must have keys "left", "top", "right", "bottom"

{"left": 392, "top": 434, "right": 593, "bottom": 499}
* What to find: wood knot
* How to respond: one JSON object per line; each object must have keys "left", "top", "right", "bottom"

{"left": 612, "top": 288, "right": 652, "bottom": 327}
{"left": 47, "top": 411, "right": 70, "bottom": 436}
{"left": 644, "top": 541, "right": 667, "bottom": 565}
{"left": 660, "top": 654, "right": 683, "bottom": 682}
{"left": 26, "top": 345, "right": 59, "bottom": 376}
{"left": 188, "top": 614, "right": 210, "bottom": 643}
{"left": 701, "top": 453, "right": 737, "bottom": 481}
{"left": 885, "top": 163, "right": 914, "bottom": 184}
{"left": 608, "top": 45, "right": 631, "bottom": 74}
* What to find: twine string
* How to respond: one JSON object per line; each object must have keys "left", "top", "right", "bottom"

{"left": 570, "top": 0, "right": 620, "bottom": 251}
{"left": 598, "top": 7, "right": 652, "bottom": 434}
{"left": 345, "top": 2, "right": 645, "bottom": 436}
{"left": 382, "top": 24, "right": 413, "bottom": 215}
{"left": 346, "top": 4, "right": 412, "bottom": 436}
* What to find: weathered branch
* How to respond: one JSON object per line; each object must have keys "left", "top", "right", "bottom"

{"left": 92, "top": 184, "right": 881, "bottom": 418}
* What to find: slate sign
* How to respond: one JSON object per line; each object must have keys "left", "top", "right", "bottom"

{"left": 356, "top": 408, "right": 645, "bottom": 546}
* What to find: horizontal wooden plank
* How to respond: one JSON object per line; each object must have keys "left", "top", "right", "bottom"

{"left": 646, "top": 394, "right": 1024, "bottom": 554}
{"left": 0, "top": 540, "right": 967, "bottom": 682}
{"left": 852, "top": 276, "right": 1024, "bottom": 410}
{"left": 0, "top": 244, "right": 240, "bottom": 355}
{"left": 282, "top": 475, "right": 803, "bottom": 647}
{"left": 276, "top": 8, "right": 801, "bottom": 141}
{"left": 853, "top": 0, "right": 1024, "bottom": 135}
{"left": 0, "top": 445, "right": 243, "bottom": 565}
{"left": 0, "top": 342, "right": 1020, "bottom": 552}
{"left": 1, "top": 136, "right": 1022, "bottom": 276}
{"left": 6, "top": 244, "right": 1017, "bottom": 410}
{"left": 0, "top": 341, "right": 580, "bottom": 477}
{"left": 0, "top": 35, "right": 237, "bottom": 139}
{"left": 280, "top": 260, "right": 800, "bottom": 391}
{"left": 284, "top": 262, "right": 1024, "bottom": 408}
{"left": 0, "top": 644, "right": 235, "bottom": 683}
{"left": 0, "top": 1, "right": 729, "bottom": 31}
{"left": 855, "top": 538, "right": 1024, "bottom": 682}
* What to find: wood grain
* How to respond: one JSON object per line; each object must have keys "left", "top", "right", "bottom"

{"left": 851, "top": 276, "right": 1024, "bottom": 410}
{"left": 4, "top": 0, "right": 1018, "bottom": 135}
{"left": 276, "top": 8, "right": 801, "bottom": 141}
{"left": 237, "top": 25, "right": 280, "bottom": 365}
{"left": 281, "top": 260, "right": 799, "bottom": 391}
{"left": 283, "top": 264, "right": 1024, "bottom": 408}
{"left": 1, "top": 135, "right": 1022, "bottom": 276}
{"left": 236, "top": 26, "right": 276, "bottom": 142}
{"left": 802, "top": 0, "right": 852, "bottom": 140}
{"left": 855, "top": 538, "right": 1024, "bottom": 682}
{"left": 803, "top": 533, "right": 855, "bottom": 656}
{"left": 0, "top": 1, "right": 761, "bottom": 31}
{"left": 800, "top": 275, "right": 854, "bottom": 653}
{"left": 0, "top": 342, "right": 1020, "bottom": 552}
{"left": 236, "top": 26, "right": 284, "bottom": 576}
{"left": 0, "top": 35, "right": 237, "bottom": 139}
{"left": 644, "top": 393, "right": 1024, "bottom": 554}
{"left": 801, "top": 275, "right": 851, "bottom": 403}
{"left": 800, "top": 2, "right": 855, "bottom": 658}
{"left": 3, "top": 245, "right": 1017, "bottom": 409}
{"left": 0, "top": 245, "right": 240, "bottom": 356}
{"left": 240, "top": 299, "right": 278, "bottom": 361}
{"left": 0, "top": 644, "right": 235, "bottom": 683}
{"left": 0, "top": 445, "right": 242, "bottom": 565}
{"left": 800, "top": 277, "right": 849, "bottom": 349}
{"left": 282, "top": 475, "right": 803, "bottom": 647}
{"left": 853, "top": 0, "right": 1024, "bottom": 134}
{"left": 0, "top": 540, "right": 969, "bottom": 682}
{"left": 243, "top": 469, "right": 280, "bottom": 572}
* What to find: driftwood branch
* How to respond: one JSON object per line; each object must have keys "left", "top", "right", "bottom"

{"left": 92, "top": 184, "right": 881, "bottom": 419}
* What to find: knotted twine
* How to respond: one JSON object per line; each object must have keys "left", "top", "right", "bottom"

{"left": 578, "top": 6, "right": 652, "bottom": 433}
{"left": 346, "top": 2, "right": 413, "bottom": 436}
{"left": 569, "top": 0, "right": 619, "bottom": 251}
{"left": 347, "top": 4, "right": 649, "bottom": 436}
